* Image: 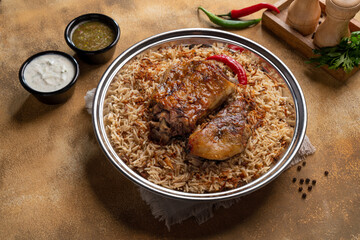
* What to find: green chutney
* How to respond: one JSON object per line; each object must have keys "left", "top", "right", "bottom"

{"left": 72, "top": 21, "right": 115, "bottom": 51}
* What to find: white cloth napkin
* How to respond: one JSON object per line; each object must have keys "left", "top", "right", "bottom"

{"left": 85, "top": 88, "right": 316, "bottom": 230}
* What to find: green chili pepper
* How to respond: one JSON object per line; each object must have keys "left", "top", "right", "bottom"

{"left": 198, "top": 6, "right": 261, "bottom": 29}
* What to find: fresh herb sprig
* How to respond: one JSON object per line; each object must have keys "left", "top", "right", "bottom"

{"left": 307, "top": 31, "right": 360, "bottom": 73}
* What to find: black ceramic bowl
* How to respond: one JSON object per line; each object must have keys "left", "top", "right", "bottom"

{"left": 64, "top": 13, "right": 120, "bottom": 64}
{"left": 19, "top": 51, "right": 80, "bottom": 105}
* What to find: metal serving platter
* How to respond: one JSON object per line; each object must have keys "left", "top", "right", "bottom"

{"left": 92, "top": 28, "right": 307, "bottom": 201}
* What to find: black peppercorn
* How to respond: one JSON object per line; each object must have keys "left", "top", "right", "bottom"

{"left": 292, "top": 178, "right": 297, "bottom": 183}
{"left": 305, "top": 178, "right": 310, "bottom": 184}
{"left": 324, "top": 171, "right": 329, "bottom": 176}
{"left": 312, "top": 180, "right": 316, "bottom": 185}
{"left": 297, "top": 166, "right": 302, "bottom": 171}
{"left": 302, "top": 161, "right": 306, "bottom": 166}
{"left": 299, "top": 187, "right": 303, "bottom": 192}
{"left": 299, "top": 179, "right": 304, "bottom": 184}
{"left": 308, "top": 186, "right": 312, "bottom": 191}
{"left": 302, "top": 193, "right": 307, "bottom": 199}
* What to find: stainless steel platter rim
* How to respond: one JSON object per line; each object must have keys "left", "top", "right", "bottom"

{"left": 93, "top": 28, "right": 307, "bottom": 201}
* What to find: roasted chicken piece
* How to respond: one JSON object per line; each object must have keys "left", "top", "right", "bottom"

{"left": 188, "top": 99, "right": 252, "bottom": 160}
{"left": 149, "top": 60, "right": 236, "bottom": 144}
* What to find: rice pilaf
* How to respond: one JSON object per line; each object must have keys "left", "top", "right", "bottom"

{"left": 103, "top": 43, "right": 295, "bottom": 193}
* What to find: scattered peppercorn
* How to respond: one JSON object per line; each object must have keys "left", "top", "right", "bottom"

{"left": 308, "top": 186, "right": 312, "bottom": 191}
{"left": 292, "top": 177, "right": 297, "bottom": 183}
{"left": 299, "top": 179, "right": 304, "bottom": 184}
{"left": 298, "top": 187, "right": 303, "bottom": 192}
{"left": 324, "top": 171, "right": 329, "bottom": 176}
{"left": 318, "top": 21, "right": 322, "bottom": 25}
{"left": 305, "top": 178, "right": 310, "bottom": 184}
{"left": 302, "top": 193, "right": 307, "bottom": 199}
{"left": 302, "top": 161, "right": 306, "bottom": 167}
{"left": 297, "top": 166, "right": 302, "bottom": 171}
{"left": 312, "top": 180, "right": 317, "bottom": 185}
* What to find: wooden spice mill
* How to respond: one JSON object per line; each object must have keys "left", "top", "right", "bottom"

{"left": 286, "top": 0, "right": 360, "bottom": 47}
{"left": 261, "top": 0, "right": 360, "bottom": 80}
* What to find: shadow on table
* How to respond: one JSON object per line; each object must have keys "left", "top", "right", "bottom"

{"left": 303, "top": 65, "right": 354, "bottom": 88}
{"left": 11, "top": 94, "right": 61, "bottom": 123}
{"left": 86, "top": 147, "right": 272, "bottom": 238}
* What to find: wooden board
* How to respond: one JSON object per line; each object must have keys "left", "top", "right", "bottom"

{"left": 262, "top": 0, "right": 360, "bottom": 81}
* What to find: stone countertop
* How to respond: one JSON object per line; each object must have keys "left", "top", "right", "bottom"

{"left": 1, "top": 0, "right": 359, "bottom": 239}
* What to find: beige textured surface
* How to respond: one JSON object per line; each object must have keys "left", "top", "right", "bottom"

{"left": 1, "top": 0, "right": 359, "bottom": 239}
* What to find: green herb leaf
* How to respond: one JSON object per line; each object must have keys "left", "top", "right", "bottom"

{"left": 307, "top": 32, "right": 360, "bottom": 73}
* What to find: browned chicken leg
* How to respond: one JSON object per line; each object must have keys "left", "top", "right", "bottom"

{"left": 188, "top": 99, "right": 252, "bottom": 160}
{"left": 149, "top": 60, "right": 236, "bottom": 144}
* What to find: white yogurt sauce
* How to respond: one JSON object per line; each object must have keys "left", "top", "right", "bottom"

{"left": 23, "top": 53, "right": 75, "bottom": 92}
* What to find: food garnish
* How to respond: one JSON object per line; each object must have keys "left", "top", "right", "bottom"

{"left": 307, "top": 31, "right": 360, "bottom": 73}
{"left": 217, "top": 3, "right": 280, "bottom": 19}
{"left": 228, "top": 44, "right": 245, "bottom": 52}
{"left": 198, "top": 7, "right": 261, "bottom": 29}
{"left": 206, "top": 55, "right": 248, "bottom": 85}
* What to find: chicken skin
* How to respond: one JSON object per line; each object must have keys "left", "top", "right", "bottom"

{"left": 149, "top": 60, "right": 236, "bottom": 144}
{"left": 188, "top": 99, "right": 252, "bottom": 160}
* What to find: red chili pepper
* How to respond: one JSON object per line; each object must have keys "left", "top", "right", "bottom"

{"left": 207, "top": 55, "right": 247, "bottom": 85}
{"left": 228, "top": 44, "right": 245, "bottom": 52}
{"left": 218, "top": 3, "right": 280, "bottom": 19}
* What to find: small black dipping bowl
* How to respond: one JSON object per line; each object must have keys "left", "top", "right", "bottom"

{"left": 64, "top": 13, "right": 120, "bottom": 64}
{"left": 19, "top": 51, "right": 80, "bottom": 105}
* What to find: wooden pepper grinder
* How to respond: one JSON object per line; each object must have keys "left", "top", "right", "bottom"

{"left": 286, "top": 0, "right": 321, "bottom": 35}
{"left": 314, "top": 0, "right": 360, "bottom": 47}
